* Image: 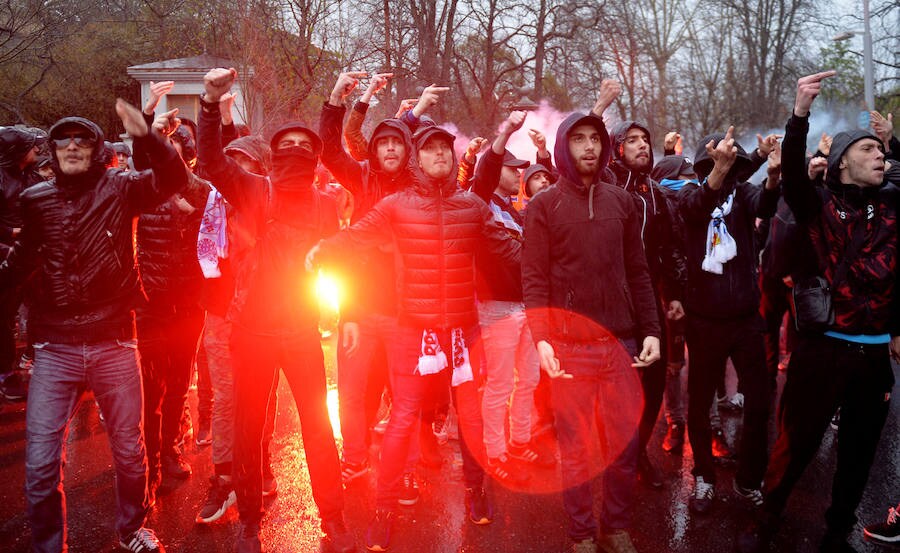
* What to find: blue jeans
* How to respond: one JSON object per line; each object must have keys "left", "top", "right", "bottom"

{"left": 551, "top": 338, "right": 642, "bottom": 540}
{"left": 26, "top": 340, "right": 148, "bottom": 552}
{"left": 376, "top": 324, "right": 485, "bottom": 512}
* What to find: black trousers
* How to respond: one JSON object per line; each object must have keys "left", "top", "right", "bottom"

{"left": 686, "top": 313, "right": 770, "bottom": 487}
{"left": 763, "top": 334, "right": 894, "bottom": 534}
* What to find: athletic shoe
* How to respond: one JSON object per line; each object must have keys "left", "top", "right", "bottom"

{"left": 662, "top": 421, "right": 685, "bottom": 453}
{"left": 235, "top": 522, "right": 263, "bottom": 553}
{"left": 119, "top": 527, "right": 165, "bottom": 552}
{"left": 689, "top": 476, "right": 715, "bottom": 514}
{"left": 863, "top": 503, "right": 900, "bottom": 546}
{"left": 508, "top": 441, "right": 556, "bottom": 467}
{"left": 0, "top": 371, "right": 28, "bottom": 401}
{"left": 831, "top": 408, "right": 841, "bottom": 430}
{"left": 262, "top": 474, "right": 278, "bottom": 498}
{"left": 733, "top": 479, "right": 764, "bottom": 507}
{"left": 718, "top": 392, "right": 744, "bottom": 412}
{"left": 398, "top": 472, "right": 419, "bottom": 506}
{"left": 487, "top": 453, "right": 530, "bottom": 485}
{"left": 194, "top": 419, "right": 212, "bottom": 446}
{"left": 432, "top": 417, "right": 449, "bottom": 445}
{"left": 341, "top": 459, "right": 369, "bottom": 486}
{"left": 365, "top": 510, "right": 393, "bottom": 552}
{"left": 596, "top": 529, "right": 638, "bottom": 553}
{"left": 572, "top": 537, "right": 597, "bottom": 552}
{"left": 465, "top": 487, "right": 493, "bottom": 525}
{"left": 161, "top": 450, "right": 191, "bottom": 479}
{"left": 321, "top": 518, "right": 356, "bottom": 553}
{"left": 373, "top": 414, "right": 390, "bottom": 435}
{"left": 196, "top": 476, "right": 236, "bottom": 524}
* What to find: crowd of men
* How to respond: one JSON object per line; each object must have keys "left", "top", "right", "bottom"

{"left": 0, "top": 65, "right": 897, "bottom": 553}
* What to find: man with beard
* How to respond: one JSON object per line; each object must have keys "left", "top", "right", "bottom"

{"left": 308, "top": 124, "right": 521, "bottom": 552}
{"left": 198, "top": 67, "right": 354, "bottom": 553}
{"left": 0, "top": 100, "right": 185, "bottom": 553}
{"left": 607, "top": 113, "right": 686, "bottom": 490}
{"left": 522, "top": 92, "right": 661, "bottom": 552}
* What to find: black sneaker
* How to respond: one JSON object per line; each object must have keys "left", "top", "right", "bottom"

{"left": 262, "top": 474, "right": 278, "bottom": 498}
{"left": 398, "top": 472, "right": 419, "bottom": 506}
{"left": 0, "top": 371, "right": 28, "bottom": 401}
{"left": 662, "top": 421, "right": 685, "bottom": 453}
{"left": 119, "top": 527, "right": 165, "bottom": 552}
{"left": 637, "top": 450, "right": 663, "bottom": 489}
{"left": 830, "top": 409, "right": 841, "bottom": 431}
{"left": 864, "top": 503, "right": 900, "bottom": 546}
{"left": 689, "top": 476, "right": 715, "bottom": 514}
{"left": 508, "top": 441, "right": 556, "bottom": 467}
{"left": 341, "top": 460, "right": 369, "bottom": 487}
{"left": 235, "top": 522, "right": 263, "bottom": 553}
{"left": 465, "top": 487, "right": 493, "bottom": 525}
{"left": 321, "top": 518, "right": 356, "bottom": 553}
{"left": 487, "top": 453, "right": 530, "bottom": 486}
{"left": 365, "top": 510, "right": 393, "bottom": 552}
{"left": 733, "top": 479, "right": 764, "bottom": 508}
{"left": 195, "top": 476, "right": 236, "bottom": 523}
{"left": 161, "top": 450, "right": 191, "bottom": 479}
{"left": 194, "top": 419, "right": 212, "bottom": 446}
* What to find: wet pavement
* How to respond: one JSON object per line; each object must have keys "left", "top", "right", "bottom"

{"left": 0, "top": 338, "right": 897, "bottom": 553}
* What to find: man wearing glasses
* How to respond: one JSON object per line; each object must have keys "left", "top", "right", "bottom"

{"left": 0, "top": 101, "right": 188, "bottom": 553}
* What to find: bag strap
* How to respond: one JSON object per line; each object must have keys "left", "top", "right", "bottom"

{"left": 830, "top": 214, "right": 868, "bottom": 289}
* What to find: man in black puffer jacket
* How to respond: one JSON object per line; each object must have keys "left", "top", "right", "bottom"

{"left": 0, "top": 101, "right": 185, "bottom": 553}
{"left": 310, "top": 125, "right": 521, "bottom": 552}
{"left": 608, "top": 119, "right": 686, "bottom": 489}
{"left": 522, "top": 107, "right": 661, "bottom": 553}
{"left": 132, "top": 119, "right": 211, "bottom": 495}
{"left": 198, "top": 67, "right": 354, "bottom": 553}
{"left": 677, "top": 126, "right": 779, "bottom": 516}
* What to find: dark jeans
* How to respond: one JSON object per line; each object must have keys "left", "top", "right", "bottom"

{"left": 0, "top": 285, "right": 20, "bottom": 373}
{"left": 336, "top": 313, "right": 393, "bottom": 466}
{"left": 26, "top": 340, "right": 148, "bottom": 552}
{"left": 136, "top": 303, "right": 204, "bottom": 489}
{"left": 763, "top": 334, "right": 894, "bottom": 534}
{"left": 551, "top": 338, "right": 642, "bottom": 540}
{"left": 376, "top": 325, "right": 485, "bottom": 512}
{"left": 195, "top": 338, "right": 213, "bottom": 425}
{"left": 638, "top": 309, "right": 667, "bottom": 451}
{"left": 232, "top": 328, "right": 343, "bottom": 525}
{"left": 685, "top": 314, "right": 769, "bottom": 487}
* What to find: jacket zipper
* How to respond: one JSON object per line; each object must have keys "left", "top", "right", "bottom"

{"left": 439, "top": 187, "right": 446, "bottom": 329}
{"left": 106, "top": 229, "right": 124, "bottom": 269}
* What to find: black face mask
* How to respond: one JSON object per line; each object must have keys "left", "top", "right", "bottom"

{"left": 271, "top": 146, "right": 317, "bottom": 191}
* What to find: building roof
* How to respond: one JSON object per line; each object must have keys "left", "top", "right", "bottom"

{"left": 127, "top": 55, "right": 236, "bottom": 72}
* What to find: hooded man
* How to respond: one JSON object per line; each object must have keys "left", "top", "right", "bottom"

{"left": 0, "top": 101, "right": 187, "bottom": 553}
{"left": 737, "top": 71, "right": 899, "bottom": 553}
{"left": 308, "top": 124, "right": 521, "bottom": 552}
{"left": 0, "top": 126, "right": 43, "bottom": 400}
{"left": 608, "top": 119, "right": 687, "bottom": 489}
{"left": 198, "top": 67, "right": 354, "bottom": 553}
{"left": 677, "top": 126, "right": 779, "bottom": 516}
{"left": 318, "top": 72, "right": 425, "bottom": 497}
{"left": 522, "top": 104, "right": 661, "bottom": 553}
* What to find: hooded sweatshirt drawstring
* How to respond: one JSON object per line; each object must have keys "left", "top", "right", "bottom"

{"left": 588, "top": 183, "right": 595, "bottom": 220}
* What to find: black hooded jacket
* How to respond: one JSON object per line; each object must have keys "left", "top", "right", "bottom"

{"left": 318, "top": 103, "right": 417, "bottom": 320}
{"left": 0, "top": 128, "right": 38, "bottom": 251}
{"left": 608, "top": 121, "right": 686, "bottom": 305}
{"left": 677, "top": 133, "right": 780, "bottom": 320}
{"left": 0, "top": 119, "right": 188, "bottom": 343}
{"left": 198, "top": 102, "right": 339, "bottom": 336}
{"left": 522, "top": 112, "right": 661, "bottom": 344}
{"left": 318, "top": 126, "right": 521, "bottom": 330}
{"left": 782, "top": 113, "right": 899, "bottom": 336}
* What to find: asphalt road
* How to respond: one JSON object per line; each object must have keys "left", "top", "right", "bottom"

{"left": 0, "top": 338, "right": 897, "bottom": 553}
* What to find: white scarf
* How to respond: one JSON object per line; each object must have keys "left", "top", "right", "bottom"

{"left": 198, "top": 187, "right": 228, "bottom": 278}
{"left": 702, "top": 191, "right": 737, "bottom": 274}
{"left": 416, "top": 328, "right": 473, "bottom": 386}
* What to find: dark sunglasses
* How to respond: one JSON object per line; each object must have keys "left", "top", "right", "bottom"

{"left": 53, "top": 135, "right": 96, "bottom": 149}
